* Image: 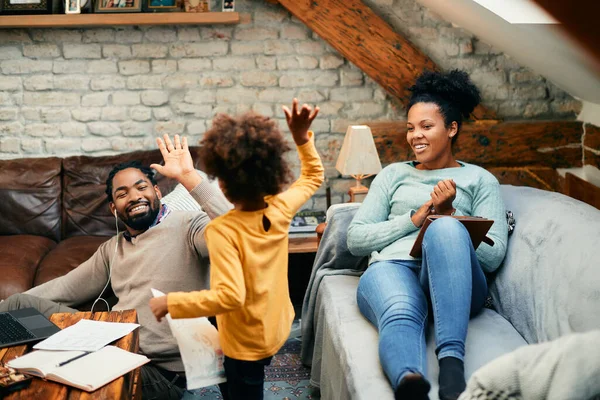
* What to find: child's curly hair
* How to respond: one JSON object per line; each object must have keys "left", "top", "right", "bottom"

{"left": 200, "top": 112, "right": 294, "bottom": 204}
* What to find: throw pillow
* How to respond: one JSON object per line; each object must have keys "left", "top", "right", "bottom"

{"left": 160, "top": 170, "right": 220, "bottom": 212}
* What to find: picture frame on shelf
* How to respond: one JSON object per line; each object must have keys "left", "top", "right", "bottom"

{"left": 142, "top": 0, "right": 180, "bottom": 12}
{"left": 95, "top": 0, "right": 141, "bottom": 13}
{"left": 222, "top": 0, "right": 233, "bottom": 12}
{"left": 0, "top": 0, "right": 52, "bottom": 14}
{"left": 183, "top": 0, "right": 207, "bottom": 13}
{"left": 65, "top": 0, "right": 80, "bottom": 13}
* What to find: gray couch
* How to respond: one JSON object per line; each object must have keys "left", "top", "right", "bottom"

{"left": 301, "top": 185, "right": 600, "bottom": 400}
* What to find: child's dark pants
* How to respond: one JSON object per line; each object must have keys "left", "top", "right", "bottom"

{"left": 223, "top": 355, "right": 273, "bottom": 400}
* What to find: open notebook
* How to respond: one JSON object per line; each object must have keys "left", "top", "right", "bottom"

{"left": 7, "top": 345, "right": 149, "bottom": 392}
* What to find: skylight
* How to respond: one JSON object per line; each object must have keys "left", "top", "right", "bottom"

{"left": 473, "top": 0, "right": 559, "bottom": 24}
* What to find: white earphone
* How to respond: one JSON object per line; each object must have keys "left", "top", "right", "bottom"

{"left": 91, "top": 208, "right": 120, "bottom": 313}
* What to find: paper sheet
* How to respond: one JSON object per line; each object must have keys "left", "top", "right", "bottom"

{"left": 151, "top": 288, "right": 226, "bottom": 389}
{"left": 33, "top": 319, "right": 140, "bottom": 352}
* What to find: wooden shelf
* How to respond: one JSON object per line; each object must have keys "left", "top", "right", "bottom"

{"left": 0, "top": 12, "right": 239, "bottom": 28}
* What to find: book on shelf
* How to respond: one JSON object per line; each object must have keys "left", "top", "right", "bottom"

{"left": 289, "top": 210, "right": 326, "bottom": 234}
{"left": 7, "top": 345, "right": 149, "bottom": 392}
{"left": 409, "top": 215, "right": 495, "bottom": 258}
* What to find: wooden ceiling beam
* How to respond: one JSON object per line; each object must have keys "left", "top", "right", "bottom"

{"left": 273, "top": 0, "right": 496, "bottom": 120}
{"left": 367, "top": 120, "right": 583, "bottom": 168}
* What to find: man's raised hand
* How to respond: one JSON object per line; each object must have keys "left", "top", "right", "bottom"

{"left": 282, "top": 98, "right": 319, "bottom": 146}
{"left": 150, "top": 134, "right": 202, "bottom": 191}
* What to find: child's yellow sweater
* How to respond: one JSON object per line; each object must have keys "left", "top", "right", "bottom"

{"left": 168, "top": 132, "right": 324, "bottom": 360}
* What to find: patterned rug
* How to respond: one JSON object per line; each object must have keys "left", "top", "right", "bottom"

{"left": 264, "top": 337, "right": 317, "bottom": 399}
{"left": 190, "top": 336, "right": 319, "bottom": 399}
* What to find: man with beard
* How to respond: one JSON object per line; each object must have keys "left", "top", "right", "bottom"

{"left": 0, "top": 134, "right": 231, "bottom": 399}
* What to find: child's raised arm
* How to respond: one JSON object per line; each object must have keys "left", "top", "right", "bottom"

{"left": 275, "top": 99, "right": 324, "bottom": 217}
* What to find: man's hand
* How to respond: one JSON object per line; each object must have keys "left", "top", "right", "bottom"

{"left": 411, "top": 199, "right": 434, "bottom": 228}
{"left": 282, "top": 98, "right": 319, "bottom": 146}
{"left": 150, "top": 134, "right": 202, "bottom": 192}
{"left": 149, "top": 296, "right": 169, "bottom": 322}
{"left": 430, "top": 179, "right": 456, "bottom": 215}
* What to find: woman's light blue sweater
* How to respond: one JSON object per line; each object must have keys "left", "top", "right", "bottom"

{"left": 347, "top": 161, "right": 508, "bottom": 272}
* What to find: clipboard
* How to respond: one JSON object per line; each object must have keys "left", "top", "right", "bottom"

{"left": 409, "top": 215, "right": 495, "bottom": 258}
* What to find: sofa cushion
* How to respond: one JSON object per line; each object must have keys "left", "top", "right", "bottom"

{"left": 425, "top": 307, "right": 527, "bottom": 399}
{"left": 314, "top": 275, "right": 527, "bottom": 400}
{"left": 34, "top": 236, "right": 110, "bottom": 287}
{"left": 61, "top": 147, "right": 204, "bottom": 238}
{"left": 494, "top": 185, "right": 600, "bottom": 345}
{"left": 0, "top": 157, "right": 62, "bottom": 241}
{"left": 0, "top": 235, "right": 57, "bottom": 299}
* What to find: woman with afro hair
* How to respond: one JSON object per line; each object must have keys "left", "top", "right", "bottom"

{"left": 150, "top": 99, "right": 324, "bottom": 400}
{"left": 347, "top": 70, "right": 508, "bottom": 400}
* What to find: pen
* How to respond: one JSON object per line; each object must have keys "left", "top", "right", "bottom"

{"left": 56, "top": 352, "right": 91, "bottom": 367}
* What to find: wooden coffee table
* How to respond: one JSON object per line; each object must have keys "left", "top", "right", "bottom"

{"left": 0, "top": 309, "right": 141, "bottom": 400}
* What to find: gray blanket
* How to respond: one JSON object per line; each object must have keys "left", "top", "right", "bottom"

{"left": 300, "top": 203, "right": 367, "bottom": 366}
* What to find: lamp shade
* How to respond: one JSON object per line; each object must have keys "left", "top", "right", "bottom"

{"left": 335, "top": 125, "right": 382, "bottom": 176}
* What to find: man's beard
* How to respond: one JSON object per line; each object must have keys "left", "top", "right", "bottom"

{"left": 119, "top": 197, "right": 161, "bottom": 232}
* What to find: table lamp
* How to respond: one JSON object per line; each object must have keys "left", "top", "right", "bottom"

{"left": 335, "top": 125, "right": 382, "bottom": 202}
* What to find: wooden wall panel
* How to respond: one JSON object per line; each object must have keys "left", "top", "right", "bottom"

{"left": 584, "top": 122, "right": 600, "bottom": 151}
{"left": 584, "top": 150, "right": 600, "bottom": 169}
{"left": 584, "top": 123, "right": 600, "bottom": 168}
{"left": 367, "top": 120, "right": 583, "bottom": 168}
{"left": 565, "top": 172, "right": 600, "bottom": 209}
{"left": 530, "top": 167, "right": 566, "bottom": 192}
{"left": 488, "top": 167, "right": 563, "bottom": 192}
{"left": 274, "top": 0, "right": 495, "bottom": 120}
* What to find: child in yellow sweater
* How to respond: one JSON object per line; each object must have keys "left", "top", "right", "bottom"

{"left": 150, "top": 99, "right": 324, "bottom": 399}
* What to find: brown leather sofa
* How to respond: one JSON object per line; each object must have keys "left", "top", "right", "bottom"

{"left": 0, "top": 148, "right": 204, "bottom": 303}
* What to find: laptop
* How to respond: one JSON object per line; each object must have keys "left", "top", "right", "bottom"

{"left": 0, "top": 308, "right": 61, "bottom": 349}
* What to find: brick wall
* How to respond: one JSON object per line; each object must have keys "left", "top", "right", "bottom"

{"left": 0, "top": 0, "right": 584, "bottom": 208}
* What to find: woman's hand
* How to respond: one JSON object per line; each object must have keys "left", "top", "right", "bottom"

{"left": 411, "top": 199, "right": 434, "bottom": 228}
{"left": 430, "top": 179, "right": 456, "bottom": 215}
{"left": 149, "top": 296, "right": 169, "bottom": 322}
{"left": 150, "top": 134, "right": 202, "bottom": 191}
{"left": 282, "top": 98, "right": 319, "bottom": 146}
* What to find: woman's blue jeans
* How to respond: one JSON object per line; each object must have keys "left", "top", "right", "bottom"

{"left": 356, "top": 217, "right": 488, "bottom": 390}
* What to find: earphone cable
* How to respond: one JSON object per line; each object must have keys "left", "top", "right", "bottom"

{"left": 91, "top": 211, "right": 119, "bottom": 313}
